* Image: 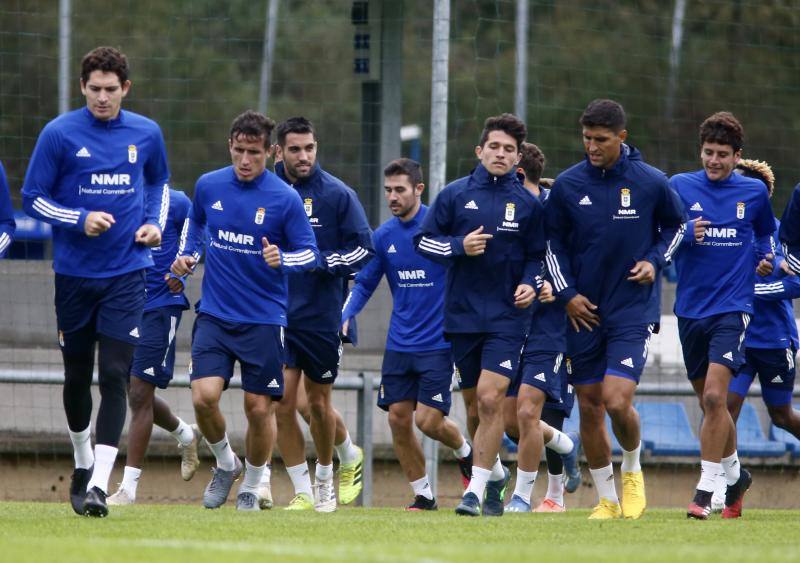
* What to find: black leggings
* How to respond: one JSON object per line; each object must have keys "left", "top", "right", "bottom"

{"left": 542, "top": 408, "right": 567, "bottom": 475}
{"left": 61, "top": 325, "right": 135, "bottom": 447}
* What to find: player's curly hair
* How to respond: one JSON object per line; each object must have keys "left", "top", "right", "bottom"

{"left": 735, "top": 159, "right": 775, "bottom": 197}
{"left": 478, "top": 113, "right": 527, "bottom": 151}
{"left": 81, "top": 46, "right": 129, "bottom": 85}
{"left": 699, "top": 111, "right": 744, "bottom": 152}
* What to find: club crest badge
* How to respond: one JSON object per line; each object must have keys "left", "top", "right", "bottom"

{"left": 505, "top": 202, "right": 515, "bottom": 221}
{"left": 304, "top": 198, "right": 313, "bottom": 217}
{"left": 620, "top": 187, "right": 631, "bottom": 208}
{"left": 255, "top": 207, "right": 265, "bottom": 225}
{"left": 128, "top": 144, "right": 137, "bottom": 164}
{"left": 736, "top": 201, "right": 745, "bottom": 219}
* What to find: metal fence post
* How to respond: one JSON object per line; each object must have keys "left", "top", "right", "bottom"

{"left": 355, "top": 371, "right": 374, "bottom": 506}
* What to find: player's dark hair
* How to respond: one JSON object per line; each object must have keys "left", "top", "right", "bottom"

{"left": 277, "top": 116, "right": 316, "bottom": 147}
{"left": 518, "top": 142, "right": 546, "bottom": 184}
{"left": 580, "top": 99, "right": 626, "bottom": 132}
{"left": 80, "top": 46, "right": 129, "bottom": 85}
{"left": 478, "top": 113, "right": 526, "bottom": 151}
{"left": 699, "top": 111, "right": 744, "bottom": 152}
{"left": 229, "top": 110, "right": 275, "bottom": 148}
{"left": 383, "top": 158, "right": 423, "bottom": 187}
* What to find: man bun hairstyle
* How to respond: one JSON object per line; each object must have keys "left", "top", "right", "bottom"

{"left": 699, "top": 111, "right": 744, "bottom": 152}
{"left": 384, "top": 158, "right": 423, "bottom": 187}
{"left": 230, "top": 110, "right": 276, "bottom": 148}
{"left": 478, "top": 113, "right": 527, "bottom": 151}
{"left": 81, "top": 46, "right": 129, "bottom": 85}
{"left": 580, "top": 99, "right": 626, "bottom": 132}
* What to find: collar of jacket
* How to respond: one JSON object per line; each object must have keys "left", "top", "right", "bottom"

{"left": 275, "top": 160, "right": 321, "bottom": 187}
{"left": 471, "top": 163, "right": 519, "bottom": 188}
{"left": 583, "top": 143, "right": 634, "bottom": 179}
{"left": 82, "top": 106, "right": 125, "bottom": 128}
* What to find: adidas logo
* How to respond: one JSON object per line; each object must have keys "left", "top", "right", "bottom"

{"left": 212, "top": 200, "right": 224, "bottom": 211}
{"left": 723, "top": 351, "right": 734, "bottom": 361}
{"left": 464, "top": 200, "right": 479, "bottom": 210}
{"left": 579, "top": 195, "right": 592, "bottom": 205}
{"left": 772, "top": 375, "right": 783, "bottom": 383}
{"left": 499, "top": 359, "right": 513, "bottom": 370}
{"left": 621, "top": 357, "right": 634, "bottom": 368}
{"left": 75, "top": 147, "right": 91, "bottom": 158}
{"left": 431, "top": 393, "right": 443, "bottom": 403}
{"left": 690, "top": 202, "right": 703, "bottom": 212}
{"left": 129, "top": 327, "right": 140, "bottom": 338}
{"left": 143, "top": 367, "right": 155, "bottom": 376}
{"left": 387, "top": 244, "right": 397, "bottom": 254}
{"left": 321, "top": 371, "right": 333, "bottom": 379}
{"left": 534, "top": 372, "right": 546, "bottom": 382}
{"left": 267, "top": 379, "right": 280, "bottom": 389}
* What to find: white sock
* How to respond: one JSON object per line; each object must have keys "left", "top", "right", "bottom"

{"left": 287, "top": 462, "right": 313, "bottom": 497}
{"left": 240, "top": 459, "right": 265, "bottom": 494}
{"left": 121, "top": 466, "right": 141, "bottom": 498}
{"left": 546, "top": 472, "right": 564, "bottom": 505}
{"left": 315, "top": 462, "right": 334, "bottom": 482}
{"left": 621, "top": 441, "right": 642, "bottom": 473}
{"left": 721, "top": 451, "right": 741, "bottom": 486}
{"left": 208, "top": 434, "right": 236, "bottom": 471}
{"left": 68, "top": 425, "right": 94, "bottom": 469}
{"left": 466, "top": 466, "right": 492, "bottom": 500}
{"left": 86, "top": 444, "right": 118, "bottom": 494}
{"left": 697, "top": 460, "right": 723, "bottom": 492}
{"left": 260, "top": 463, "right": 272, "bottom": 486}
{"left": 453, "top": 439, "right": 471, "bottom": 459}
{"left": 512, "top": 468, "right": 537, "bottom": 503}
{"left": 334, "top": 431, "right": 361, "bottom": 465}
{"left": 589, "top": 464, "right": 619, "bottom": 504}
{"left": 545, "top": 429, "right": 574, "bottom": 455}
{"left": 410, "top": 475, "right": 434, "bottom": 500}
{"left": 489, "top": 456, "right": 505, "bottom": 481}
{"left": 170, "top": 418, "right": 194, "bottom": 447}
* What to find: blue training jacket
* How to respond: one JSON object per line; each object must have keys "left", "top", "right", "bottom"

{"left": 671, "top": 170, "right": 774, "bottom": 319}
{"left": 178, "top": 166, "right": 320, "bottom": 326}
{"left": 748, "top": 218, "right": 800, "bottom": 349}
{"left": 0, "top": 162, "right": 15, "bottom": 259}
{"left": 545, "top": 145, "right": 686, "bottom": 327}
{"left": 275, "top": 161, "right": 374, "bottom": 333}
{"left": 145, "top": 188, "right": 191, "bottom": 312}
{"left": 414, "top": 163, "right": 546, "bottom": 334}
{"left": 342, "top": 205, "right": 449, "bottom": 353}
{"left": 22, "top": 107, "right": 170, "bottom": 278}
{"left": 779, "top": 183, "right": 800, "bottom": 275}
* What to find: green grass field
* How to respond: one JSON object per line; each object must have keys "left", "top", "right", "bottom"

{"left": 2, "top": 502, "right": 799, "bottom": 563}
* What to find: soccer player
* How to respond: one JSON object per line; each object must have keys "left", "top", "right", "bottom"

{"left": 107, "top": 187, "right": 201, "bottom": 505}
{"left": 502, "top": 143, "right": 579, "bottom": 513}
{"left": 671, "top": 112, "right": 774, "bottom": 519}
{"left": 171, "top": 110, "right": 319, "bottom": 511}
{"left": 0, "top": 161, "right": 15, "bottom": 258}
{"left": 415, "top": 113, "right": 544, "bottom": 517}
{"left": 271, "top": 116, "right": 374, "bottom": 512}
{"left": 545, "top": 99, "right": 686, "bottom": 520}
{"left": 341, "top": 158, "right": 472, "bottom": 510}
{"left": 21, "top": 47, "right": 170, "bottom": 517}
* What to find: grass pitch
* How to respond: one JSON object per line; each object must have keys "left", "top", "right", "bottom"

{"left": 1, "top": 502, "right": 799, "bottom": 563}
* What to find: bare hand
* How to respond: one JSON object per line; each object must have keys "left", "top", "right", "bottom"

{"left": 538, "top": 280, "right": 556, "bottom": 303}
{"left": 694, "top": 216, "right": 711, "bottom": 242}
{"left": 341, "top": 318, "right": 350, "bottom": 336}
{"left": 463, "top": 225, "right": 493, "bottom": 256}
{"left": 756, "top": 253, "right": 774, "bottom": 277}
{"left": 171, "top": 255, "right": 196, "bottom": 277}
{"left": 135, "top": 224, "right": 162, "bottom": 247}
{"left": 627, "top": 260, "right": 656, "bottom": 285}
{"left": 262, "top": 237, "right": 281, "bottom": 268}
{"left": 84, "top": 211, "right": 115, "bottom": 236}
{"left": 514, "top": 283, "right": 536, "bottom": 308}
{"left": 565, "top": 294, "right": 600, "bottom": 332}
{"left": 163, "top": 273, "right": 185, "bottom": 293}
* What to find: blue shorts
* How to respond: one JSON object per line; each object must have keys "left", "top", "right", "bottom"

{"left": 507, "top": 351, "right": 564, "bottom": 404}
{"left": 55, "top": 270, "right": 146, "bottom": 345}
{"left": 546, "top": 362, "right": 576, "bottom": 415}
{"left": 566, "top": 323, "right": 656, "bottom": 385}
{"left": 678, "top": 313, "right": 749, "bottom": 380}
{"left": 379, "top": 349, "right": 454, "bottom": 414}
{"left": 130, "top": 306, "right": 185, "bottom": 389}
{"left": 284, "top": 329, "right": 342, "bottom": 384}
{"left": 190, "top": 313, "right": 284, "bottom": 397}
{"left": 448, "top": 331, "right": 526, "bottom": 390}
{"left": 730, "top": 346, "right": 796, "bottom": 407}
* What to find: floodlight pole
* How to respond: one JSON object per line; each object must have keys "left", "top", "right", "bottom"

{"left": 514, "top": 0, "right": 529, "bottom": 123}
{"left": 258, "top": 0, "right": 280, "bottom": 114}
{"left": 58, "top": 0, "right": 71, "bottom": 115}
{"left": 428, "top": 0, "right": 450, "bottom": 201}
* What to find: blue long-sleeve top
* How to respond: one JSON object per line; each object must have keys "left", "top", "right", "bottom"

{"left": 414, "top": 164, "right": 545, "bottom": 334}
{"left": 21, "top": 107, "right": 170, "bottom": 277}
{"left": 779, "top": 183, "right": 800, "bottom": 275}
{"left": 748, "top": 218, "right": 800, "bottom": 349}
{"left": 544, "top": 145, "right": 686, "bottom": 327}
{"left": 275, "top": 161, "right": 374, "bottom": 332}
{"left": 178, "top": 166, "right": 320, "bottom": 326}
{"left": 145, "top": 188, "right": 191, "bottom": 312}
{"left": 671, "top": 170, "right": 774, "bottom": 319}
{"left": 342, "top": 205, "right": 448, "bottom": 352}
{"left": 0, "top": 162, "right": 15, "bottom": 259}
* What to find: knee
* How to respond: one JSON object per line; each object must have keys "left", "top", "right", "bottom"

{"left": 517, "top": 400, "right": 541, "bottom": 425}
{"left": 276, "top": 394, "right": 297, "bottom": 419}
{"left": 128, "top": 385, "right": 152, "bottom": 412}
{"left": 415, "top": 411, "right": 441, "bottom": 436}
{"left": 579, "top": 397, "right": 604, "bottom": 421}
{"left": 306, "top": 391, "right": 329, "bottom": 417}
{"left": 193, "top": 392, "right": 219, "bottom": 417}
{"left": 768, "top": 408, "right": 790, "bottom": 430}
{"left": 245, "top": 399, "right": 271, "bottom": 422}
{"left": 604, "top": 396, "right": 631, "bottom": 420}
{"left": 388, "top": 409, "right": 412, "bottom": 434}
{"left": 702, "top": 390, "right": 725, "bottom": 413}
{"left": 477, "top": 392, "right": 503, "bottom": 418}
